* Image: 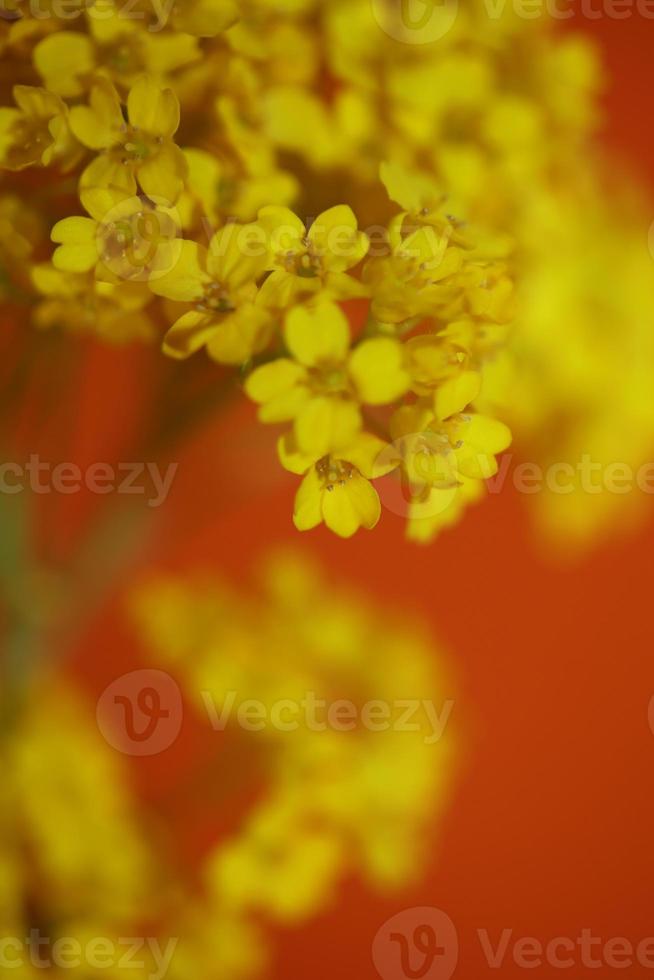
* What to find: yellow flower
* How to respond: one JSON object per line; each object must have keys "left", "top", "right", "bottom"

{"left": 245, "top": 302, "right": 410, "bottom": 456}
{"left": 383, "top": 381, "right": 511, "bottom": 542}
{"left": 0, "top": 85, "right": 76, "bottom": 171}
{"left": 70, "top": 74, "right": 187, "bottom": 206}
{"left": 405, "top": 333, "right": 477, "bottom": 399}
{"left": 167, "top": 0, "right": 240, "bottom": 36}
{"left": 51, "top": 190, "right": 182, "bottom": 284}
{"left": 364, "top": 218, "right": 466, "bottom": 325}
{"left": 178, "top": 147, "right": 297, "bottom": 231}
{"left": 278, "top": 431, "right": 398, "bottom": 538}
{"left": 380, "top": 160, "right": 473, "bottom": 248}
{"left": 254, "top": 204, "right": 369, "bottom": 307}
{"left": 147, "top": 224, "right": 271, "bottom": 363}
{"left": 33, "top": 5, "right": 200, "bottom": 98}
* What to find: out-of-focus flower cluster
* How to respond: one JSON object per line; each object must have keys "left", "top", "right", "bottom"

{"left": 1, "top": 0, "right": 653, "bottom": 544}
{"left": 0, "top": 551, "right": 453, "bottom": 978}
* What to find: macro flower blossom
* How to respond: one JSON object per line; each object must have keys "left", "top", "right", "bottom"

{"left": 51, "top": 191, "right": 181, "bottom": 283}
{"left": 279, "top": 429, "right": 399, "bottom": 537}
{"left": 0, "top": 85, "right": 76, "bottom": 170}
{"left": 148, "top": 225, "right": 271, "bottom": 363}
{"left": 246, "top": 302, "right": 410, "bottom": 456}
{"left": 255, "top": 204, "right": 370, "bottom": 307}
{"left": 70, "top": 75, "right": 187, "bottom": 206}
{"left": 1, "top": 0, "right": 649, "bottom": 546}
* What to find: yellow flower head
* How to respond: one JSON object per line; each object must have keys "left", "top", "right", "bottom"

{"left": 51, "top": 189, "right": 182, "bottom": 284}
{"left": 70, "top": 74, "right": 187, "bottom": 205}
{"left": 279, "top": 431, "right": 399, "bottom": 538}
{"left": 245, "top": 302, "right": 410, "bottom": 456}
{"left": 254, "top": 205, "right": 369, "bottom": 307}
{"left": 364, "top": 216, "right": 466, "bottom": 326}
{"left": 33, "top": 5, "right": 201, "bottom": 98}
{"left": 148, "top": 223, "right": 272, "bottom": 363}
{"left": 0, "top": 85, "right": 75, "bottom": 171}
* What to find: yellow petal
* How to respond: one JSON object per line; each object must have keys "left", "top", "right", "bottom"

{"left": 31, "top": 263, "right": 83, "bottom": 298}
{"left": 454, "top": 449, "right": 499, "bottom": 481}
{"left": 13, "top": 85, "right": 63, "bottom": 120}
{"left": 147, "top": 240, "right": 209, "bottom": 301}
{"left": 284, "top": 303, "right": 350, "bottom": 367}
{"left": 309, "top": 205, "right": 368, "bottom": 272}
{"left": 80, "top": 186, "right": 134, "bottom": 223}
{"left": 52, "top": 242, "right": 98, "bottom": 274}
{"left": 162, "top": 310, "right": 216, "bottom": 359}
{"left": 434, "top": 370, "right": 482, "bottom": 421}
{"left": 171, "top": 0, "right": 239, "bottom": 36}
{"left": 33, "top": 33, "right": 95, "bottom": 98}
{"left": 277, "top": 433, "right": 316, "bottom": 476}
{"left": 340, "top": 433, "right": 399, "bottom": 479}
{"left": 257, "top": 205, "right": 305, "bottom": 258}
{"left": 51, "top": 216, "right": 97, "bottom": 246}
{"left": 461, "top": 414, "right": 512, "bottom": 455}
{"left": 295, "top": 395, "right": 361, "bottom": 456}
{"left": 398, "top": 225, "right": 447, "bottom": 266}
{"left": 79, "top": 153, "right": 136, "bottom": 198}
{"left": 69, "top": 79, "right": 122, "bottom": 149}
{"left": 380, "top": 160, "right": 439, "bottom": 213}
{"left": 208, "top": 223, "right": 269, "bottom": 289}
{"left": 144, "top": 33, "right": 201, "bottom": 74}
{"left": 348, "top": 337, "right": 410, "bottom": 405}
{"left": 293, "top": 468, "right": 323, "bottom": 532}
{"left": 137, "top": 144, "right": 187, "bottom": 206}
{"left": 206, "top": 307, "right": 271, "bottom": 365}
{"left": 245, "top": 359, "right": 308, "bottom": 420}
{"left": 127, "top": 76, "right": 180, "bottom": 137}
{"left": 322, "top": 475, "right": 380, "bottom": 538}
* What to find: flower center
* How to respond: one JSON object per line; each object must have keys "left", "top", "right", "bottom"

{"left": 106, "top": 40, "right": 143, "bottom": 76}
{"left": 316, "top": 456, "right": 356, "bottom": 491}
{"left": 197, "top": 281, "right": 235, "bottom": 314}
{"left": 309, "top": 364, "right": 349, "bottom": 396}
{"left": 120, "top": 125, "right": 159, "bottom": 163}
{"left": 280, "top": 242, "right": 321, "bottom": 279}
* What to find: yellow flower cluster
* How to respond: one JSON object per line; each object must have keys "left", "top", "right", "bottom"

{"left": 132, "top": 551, "right": 453, "bottom": 976}
{"left": 1, "top": 0, "right": 653, "bottom": 545}
{"left": 0, "top": 551, "right": 453, "bottom": 979}
{"left": 0, "top": 0, "right": 516, "bottom": 542}
{"left": 0, "top": 681, "right": 158, "bottom": 978}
